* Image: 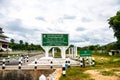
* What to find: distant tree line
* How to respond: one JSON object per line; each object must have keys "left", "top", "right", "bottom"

{"left": 69, "top": 44, "right": 103, "bottom": 51}
{"left": 80, "top": 43, "right": 118, "bottom": 52}
{"left": 69, "top": 43, "right": 118, "bottom": 52}
{"left": 81, "top": 45, "right": 102, "bottom": 50}
{"left": 9, "top": 39, "right": 117, "bottom": 52}
{"left": 9, "top": 39, "right": 44, "bottom": 51}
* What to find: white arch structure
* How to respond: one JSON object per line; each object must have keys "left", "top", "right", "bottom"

{"left": 42, "top": 46, "right": 68, "bottom": 59}
{"left": 41, "top": 33, "right": 69, "bottom": 59}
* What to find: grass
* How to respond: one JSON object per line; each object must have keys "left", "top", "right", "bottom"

{"left": 94, "top": 53, "right": 120, "bottom": 68}
{"left": 60, "top": 52, "right": 120, "bottom": 80}
{"left": 0, "top": 54, "right": 20, "bottom": 57}
{"left": 60, "top": 66, "right": 94, "bottom": 80}
{"left": 100, "top": 69, "right": 120, "bottom": 76}
{"left": 0, "top": 52, "right": 39, "bottom": 57}
{"left": 100, "top": 70, "right": 115, "bottom": 76}
{"left": 54, "top": 52, "right": 61, "bottom": 58}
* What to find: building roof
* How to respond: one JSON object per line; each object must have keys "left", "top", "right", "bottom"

{"left": 0, "top": 27, "right": 4, "bottom": 33}
{"left": 0, "top": 27, "right": 8, "bottom": 38}
{"left": 0, "top": 39, "right": 9, "bottom": 43}
{"left": 0, "top": 34, "right": 8, "bottom": 38}
{"left": 0, "top": 28, "right": 9, "bottom": 43}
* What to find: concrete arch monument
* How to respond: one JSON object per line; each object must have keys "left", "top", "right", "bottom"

{"left": 41, "top": 33, "right": 69, "bottom": 59}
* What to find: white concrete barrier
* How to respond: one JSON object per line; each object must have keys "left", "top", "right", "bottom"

{"left": 39, "top": 74, "right": 46, "bottom": 80}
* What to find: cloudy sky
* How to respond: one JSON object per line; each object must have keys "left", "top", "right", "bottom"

{"left": 0, "top": 0, "right": 120, "bottom": 47}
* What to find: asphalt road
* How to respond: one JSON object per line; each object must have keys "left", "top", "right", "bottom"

{"left": 0, "top": 53, "right": 79, "bottom": 70}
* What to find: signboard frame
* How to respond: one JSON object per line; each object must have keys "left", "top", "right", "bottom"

{"left": 41, "top": 33, "right": 69, "bottom": 47}
{"left": 80, "top": 50, "right": 92, "bottom": 57}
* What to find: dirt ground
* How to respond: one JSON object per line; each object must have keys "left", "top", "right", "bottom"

{"left": 85, "top": 69, "right": 120, "bottom": 80}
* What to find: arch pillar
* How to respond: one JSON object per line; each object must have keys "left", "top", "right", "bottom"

{"left": 59, "top": 47, "right": 68, "bottom": 59}
{"left": 52, "top": 48, "right": 55, "bottom": 57}
{"left": 42, "top": 47, "right": 51, "bottom": 58}
{"left": 42, "top": 46, "right": 68, "bottom": 59}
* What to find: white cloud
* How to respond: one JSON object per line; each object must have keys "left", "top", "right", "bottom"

{"left": 0, "top": 0, "right": 119, "bottom": 47}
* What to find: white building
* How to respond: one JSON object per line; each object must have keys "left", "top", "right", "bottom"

{"left": 0, "top": 27, "right": 10, "bottom": 51}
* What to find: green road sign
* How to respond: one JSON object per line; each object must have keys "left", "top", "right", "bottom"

{"left": 42, "top": 34, "right": 69, "bottom": 46}
{"left": 80, "top": 50, "right": 92, "bottom": 57}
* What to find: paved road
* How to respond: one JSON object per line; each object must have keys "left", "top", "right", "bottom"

{"left": 0, "top": 53, "right": 79, "bottom": 70}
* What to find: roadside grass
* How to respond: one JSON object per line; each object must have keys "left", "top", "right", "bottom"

{"left": 0, "top": 53, "right": 20, "bottom": 57}
{"left": 54, "top": 52, "right": 61, "bottom": 58}
{"left": 100, "top": 69, "right": 120, "bottom": 77}
{"left": 100, "top": 70, "right": 115, "bottom": 76}
{"left": 60, "top": 66, "right": 94, "bottom": 80}
{"left": 0, "top": 53, "right": 39, "bottom": 57}
{"left": 93, "top": 52, "right": 120, "bottom": 68}
{"left": 60, "top": 52, "right": 120, "bottom": 80}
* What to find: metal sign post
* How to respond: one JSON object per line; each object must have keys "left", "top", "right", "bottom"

{"left": 80, "top": 50, "right": 92, "bottom": 57}
{"left": 80, "top": 50, "right": 92, "bottom": 67}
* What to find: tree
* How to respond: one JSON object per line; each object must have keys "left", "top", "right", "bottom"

{"left": 19, "top": 40, "right": 24, "bottom": 50}
{"left": 69, "top": 44, "right": 74, "bottom": 47}
{"left": 10, "top": 39, "right": 15, "bottom": 44}
{"left": 25, "top": 42, "right": 29, "bottom": 50}
{"left": 19, "top": 40, "right": 23, "bottom": 44}
{"left": 25, "top": 42, "right": 28, "bottom": 46}
{"left": 9, "top": 39, "right": 44, "bottom": 51}
{"left": 108, "top": 11, "right": 120, "bottom": 42}
{"left": 9, "top": 39, "right": 15, "bottom": 50}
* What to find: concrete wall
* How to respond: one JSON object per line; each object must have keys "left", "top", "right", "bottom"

{"left": 0, "top": 69, "right": 55, "bottom": 80}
